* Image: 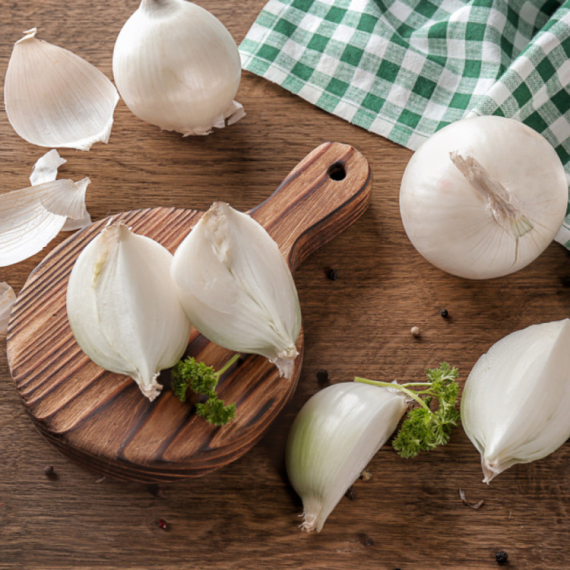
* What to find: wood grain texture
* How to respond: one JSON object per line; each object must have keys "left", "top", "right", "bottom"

{"left": 0, "top": 1, "right": 570, "bottom": 569}
{"left": 6, "top": 143, "right": 371, "bottom": 483}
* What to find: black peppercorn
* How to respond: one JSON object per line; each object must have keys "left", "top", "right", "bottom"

{"left": 495, "top": 550, "right": 508, "bottom": 565}
{"left": 44, "top": 465, "right": 54, "bottom": 477}
{"left": 316, "top": 369, "right": 329, "bottom": 385}
{"left": 147, "top": 484, "right": 161, "bottom": 498}
{"left": 345, "top": 487, "right": 357, "bottom": 500}
{"left": 440, "top": 309, "right": 449, "bottom": 318}
{"left": 327, "top": 268, "right": 339, "bottom": 281}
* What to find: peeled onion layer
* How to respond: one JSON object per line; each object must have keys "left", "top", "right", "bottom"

{"left": 461, "top": 319, "right": 570, "bottom": 483}
{"left": 113, "top": 0, "right": 244, "bottom": 135}
{"left": 0, "top": 178, "right": 91, "bottom": 266}
{"left": 399, "top": 117, "right": 568, "bottom": 279}
{"left": 171, "top": 202, "right": 301, "bottom": 378}
{"left": 0, "top": 283, "right": 17, "bottom": 333}
{"left": 286, "top": 383, "right": 408, "bottom": 532}
{"left": 5, "top": 28, "right": 119, "bottom": 150}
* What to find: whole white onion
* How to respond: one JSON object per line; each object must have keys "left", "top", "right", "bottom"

{"left": 113, "top": 0, "right": 244, "bottom": 136}
{"left": 399, "top": 116, "right": 568, "bottom": 279}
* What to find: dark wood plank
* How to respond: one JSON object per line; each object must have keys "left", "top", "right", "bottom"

{"left": 0, "top": 1, "right": 570, "bottom": 569}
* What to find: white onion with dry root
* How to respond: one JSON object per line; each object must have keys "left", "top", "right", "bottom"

{"left": 400, "top": 117, "right": 568, "bottom": 279}
{"left": 113, "top": 0, "right": 244, "bottom": 136}
{"left": 5, "top": 28, "right": 119, "bottom": 151}
{"left": 171, "top": 202, "right": 301, "bottom": 378}
{"left": 67, "top": 223, "right": 192, "bottom": 401}
{"left": 461, "top": 319, "right": 570, "bottom": 483}
{"left": 286, "top": 382, "right": 408, "bottom": 532}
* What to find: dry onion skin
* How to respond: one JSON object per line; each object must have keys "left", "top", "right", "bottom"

{"left": 113, "top": 0, "right": 244, "bottom": 136}
{"left": 29, "top": 150, "right": 92, "bottom": 231}
{"left": 5, "top": 28, "right": 119, "bottom": 150}
{"left": 399, "top": 117, "right": 568, "bottom": 279}
{"left": 0, "top": 177, "right": 90, "bottom": 267}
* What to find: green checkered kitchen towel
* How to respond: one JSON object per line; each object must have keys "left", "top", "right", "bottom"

{"left": 239, "top": 0, "right": 570, "bottom": 248}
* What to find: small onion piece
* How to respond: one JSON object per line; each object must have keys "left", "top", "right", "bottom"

{"left": 399, "top": 117, "right": 568, "bottom": 279}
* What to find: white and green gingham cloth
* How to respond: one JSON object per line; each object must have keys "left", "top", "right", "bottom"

{"left": 239, "top": 0, "right": 570, "bottom": 248}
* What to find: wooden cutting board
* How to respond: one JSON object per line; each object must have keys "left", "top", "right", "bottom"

{"left": 6, "top": 142, "right": 371, "bottom": 483}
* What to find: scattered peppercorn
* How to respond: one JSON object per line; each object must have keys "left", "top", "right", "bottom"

{"left": 316, "top": 369, "right": 329, "bottom": 385}
{"left": 362, "top": 535, "right": 374, "bottom": 547}
{"left": 440, "top": 309, "right": 449, "bottom": 318}
{"left": 345, "top": 487, "right": 357, "bottom": 500}
{"left": 495, "top": 551, "right": 509, "bottom": 565}
{"left": 327, "top": 268, "right": 339, "bottom": 281}
{"left": 410, "top": 326, "right": 420, "bottom": 337}
{"left": 44, "top": 465, "right": 54, "bottom": 477}
{"left": 147, "top": 484, "right": 161, "bottom": 498}
{"left": 157, "top": 518, "right": 169, "bottom": 531}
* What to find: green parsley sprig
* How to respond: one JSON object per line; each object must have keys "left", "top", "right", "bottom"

{"left": 171, "top": 354, "right": 240, "bottom": 426}
{"left": 355, "top": 362, "right": 460, "bottom": 458}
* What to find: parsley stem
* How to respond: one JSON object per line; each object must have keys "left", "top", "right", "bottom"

{"left": 215, "top": 353, "right": 241, "bottom": 379}
{"left": 354, "top": 377, "right": 429, "bottom": 410}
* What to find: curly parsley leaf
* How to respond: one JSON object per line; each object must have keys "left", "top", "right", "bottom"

{"left": 171, "top": 354, "right": 240, "bottom": 426}
{"left": 356, "top": 362, "right": 460, "bottom": 458}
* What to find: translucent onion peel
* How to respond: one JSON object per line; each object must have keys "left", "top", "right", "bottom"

{"left": 461, "top": 319, "right": 570, "bottom": 483}
{"left": 171, "top": 202, "right": 301, "bottom": 378}
{"left": 113, "top": 0, "right": 244, "bottom": 135}
{"left": 30, "top": 149, "right": 66, "bottom": 186}
{"left": 0, "top": 283, "right": 17, "bottom": 334}
{"left": 5, "top": 28, "right": 119, "bottom": 150}
{"left": 67, "top": 223, "right": 192, "bottom": 401}
{"left": 29, "top": 150, "right": 92, "bottom": 231}
{"left": 399, "top": 116, "right": 567, "bottom": 279}
{"left": 0, "top": 177, "right": 91, "bottom": 266}
{"left": 286, "top": 382, "right": 408, "bottom": 532}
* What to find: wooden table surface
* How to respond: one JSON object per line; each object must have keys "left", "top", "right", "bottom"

{"left": 1, "top": 2, "right": 569, "bottom": 569}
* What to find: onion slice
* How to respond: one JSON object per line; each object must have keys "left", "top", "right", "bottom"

{"left": 5, "top": 28, "right": 119, "bottom": 151}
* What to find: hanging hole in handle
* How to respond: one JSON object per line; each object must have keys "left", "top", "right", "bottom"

{"left": 327, "top": 162, "right": 346, "bottom": 181}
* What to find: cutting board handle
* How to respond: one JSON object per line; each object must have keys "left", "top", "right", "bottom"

{"left": 249, "top": 142, "right": 372, "bottom": 271}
